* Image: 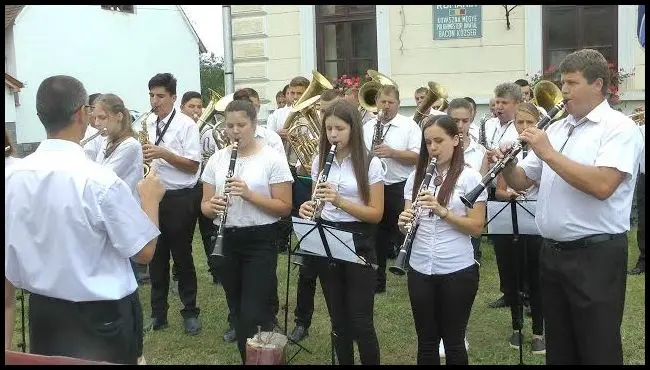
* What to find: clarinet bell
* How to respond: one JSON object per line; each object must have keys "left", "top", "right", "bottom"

{"left": 389, "top": 249, "right": 408, "bottom": 276}
{"left": 460, "top": 184, "right": 486, "bottom": 209}
{"left": 211, "top": 234, "right": 224, "bottom": 257}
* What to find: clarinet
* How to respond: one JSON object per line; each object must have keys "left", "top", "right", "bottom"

{"left": 310, "top": 144, "right": 337, "bottom": 221}
{"left": 460, "top": 100, "right": 567, "bottom": 209}
{"left": 389, "top": 157, "right": 438, "bottom": 276}
{"left": 211, "top": 139, "right": 239, "bottom": 257}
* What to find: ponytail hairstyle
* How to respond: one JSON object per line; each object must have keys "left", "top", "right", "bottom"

{"left": 94, "top": 93, "right": 134, "bottom": 157}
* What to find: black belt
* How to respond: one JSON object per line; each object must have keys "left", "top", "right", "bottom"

{"left": 544, "top": 233, "right": 627, "bottom": 250}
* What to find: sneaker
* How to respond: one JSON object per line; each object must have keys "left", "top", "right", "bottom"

{"left": 509, "top": 332, "right": 523, "bottom": 349}
{"left": 531, "top": 337, "right": 546, "bottom": 355}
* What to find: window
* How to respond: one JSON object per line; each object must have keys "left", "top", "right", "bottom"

{"left": 315, "top": 6, "right": 377, "bottom": 82}
{"left": 542, "top": 5, "right": 618, "bottom": 69}
{"left": 101, "top": 5, "right": 134, "bottom": 14}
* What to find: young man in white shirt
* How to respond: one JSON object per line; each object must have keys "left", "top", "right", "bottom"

{"left": 142, "top": 73, "right": 203, "bottom": 336}
{"left": 496, "top": 48, "right": 644, "bottom": 364}
{"left": 363, "top": 85, "right": 422, "bottom": 293}
{"left": 5, "top": 75, "right": 164, "bottom": 364}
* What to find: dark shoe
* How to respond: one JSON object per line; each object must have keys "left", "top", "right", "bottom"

{"left": 489, "top": 295, "right": 507, "bottom": 308}
{"left": 288, "top": 325, "right": 309, "bottom": 342}
{"left": 145, "top": 317, "right": 168, "bottom": 332}
{"left": 629, "top": 263, "right": 645, "bottom": 275}
{"left": 183, "top": 317, "right": 202, "bottom": 336}
{"left": 531, "top": 337, "right": 546, "bottom": 355}
{"left": 509, "top": 332, "right": 523, "bottom": 349}
{"left": 375, "top": 284, "right": 386, "bottom": 294}
{"left": 223, "top": 327, "right": 237, "bottom": 343}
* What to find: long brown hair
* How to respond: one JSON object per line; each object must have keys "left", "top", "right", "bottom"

{"left": 94, "top": 94, "right": 134, "bottom": 158}
{"left": 318, "top": 99, "right": 371, "bottom": 204}
{"left": 412, "top": 114, "right": 465, "bottom": 206}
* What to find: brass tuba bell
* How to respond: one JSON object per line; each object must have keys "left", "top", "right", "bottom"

{"left": 412, "top": 81, "right": 448, "bottom": 126}
{"left": 358, "top": 70, "right": 398, "bottom": 113}
{"left": 532, "top": 80, "right": 566, "bottom": 123}
{"left": 197, "top": 88, "right": 222, "bottom": 134}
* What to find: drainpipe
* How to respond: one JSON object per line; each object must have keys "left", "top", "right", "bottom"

{"left": 222, "top": 5, "right": 235, "bottom": 94}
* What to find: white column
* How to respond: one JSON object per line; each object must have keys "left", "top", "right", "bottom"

{"left": 376, "top": 5, "right": 391, "bottom": 76}
{"left": 299, "top": 6, "right": 317, "bottom": 77}
{"left": 524, "top": 5, "right": 543, "bottom": 78}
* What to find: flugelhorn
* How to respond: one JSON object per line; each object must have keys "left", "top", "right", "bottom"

{"left": 80, "top": 128, "right": 107, "bottom": 146}
{"left": 390, "top": 157, "right": 437, "bottom": 276}
{"left": 413, "top": 81, "right": 448, "bottom": 126}
{"left": 211, "top": 140, "right": 239, "bottom": 257}
{"left": 460, "top": 100, "right": 567, "bottom": 208}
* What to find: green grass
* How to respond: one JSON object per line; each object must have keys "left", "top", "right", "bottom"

{"left": 12, "top": 227, "right": 645, "bottom": 365}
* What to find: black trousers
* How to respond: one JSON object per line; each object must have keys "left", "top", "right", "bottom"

{"left": 407, "top": 264, "right": 479, "bottom": 365}
{"left": 220, "top": 223, "right": 280, "bottom": 363}
{"left": 636, "top": 173, "right": 646, "bottom": 266}
{"left": 493, "top": 234, "right": 512, "bottom": 296}
{"left": 375, "top": 181, "right": 406, "bottom": 289}
{"left": 28, "top": 291, "right": 141, "bottom": 364}
{"left": 540, "top": 234, "right": 627, "bottom": 365}
{"left": 499, "top": 235, "right": 544, "bottom": 335}
{"left": 149, "top": 185, "right": 201, "bottom": 320}
{"left": 317, "top": 220, "right": 380, "bottom": 365}
{"left": 294, "top": 255, "right": 319, "bottom": 328}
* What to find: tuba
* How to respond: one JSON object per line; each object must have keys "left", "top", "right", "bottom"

{"left": 282, "top": 70, "right": 333, "bottom": 170}
{"left": 532, "top": 80, "right": 566, "bottom": 123}
{"left": 412, "top": 81, "right": 448, "bottom": 127}
{"left": 197, "top": 88, "right": 222, "bottom": 135}
{"left": 134, "top": 108, "right": 156, "bottom": 177}
{"left": 358, "top": 70, "right": 398, "bottom": 113}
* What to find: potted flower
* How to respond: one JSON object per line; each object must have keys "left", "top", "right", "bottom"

{"left": 606, "top": 62, "right": 635, "bottom": 106}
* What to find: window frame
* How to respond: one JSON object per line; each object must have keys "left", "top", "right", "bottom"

{"left": 542, "top": 5, "right": 618, "bottom": 70}
{"left": 315, "top": 5, "right": 378, "bottom": 81}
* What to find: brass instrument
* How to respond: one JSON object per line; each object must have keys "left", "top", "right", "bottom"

{"left": 134, "top": 108, "right": 155, "bottom": 177}
{"left": 211, "top": 140, "right": 239, "bottom": 257}
{"left": 532, "top": 80, "right": 566, "bottom": 123}
{"left": 412, "top": 81, "right": 448, "bottom": 126}
{"left": 461, "top": 100, "right": 567, "bottom": 208}
{"left": 197, "top": 88, "right": 222, "bottom": 136}
{"left": 390, "top": 157, "right": 437, "bottom": 276}
{"left": 283, "top": 71, "right": 332, "bottom": 170}
{"left": 80, "top": 128, "right": 107, "bottom": 146}
{"left": 628, "top": 110, "right": 645, "bottom": 125}
{"left": 477, "top": 112, "right": 493, "bottom": 148}
{"left": 372, "top": 110, "right": 385, "bottom": 149}
{"left": 358, "top": 70, "right": 398, "bottom": 113}
{"left": 200, "top": 93, "right": 233, "bottom": 163}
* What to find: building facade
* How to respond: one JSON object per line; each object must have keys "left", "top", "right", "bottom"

{"left": 231, "top": 5, "right": 645, "bottom": 122}
{"left": 5, "top": 5, "right": 206, "bottom": 156}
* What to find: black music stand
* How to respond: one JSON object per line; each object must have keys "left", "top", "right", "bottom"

{"left": 17, "top": 289, "right": 27, "bottom": 353}
{"left": 485, "top": 198, "right": 537, "bottom": 365}
{"left": 292, "top": 217, "right": 377, "bottom": 365}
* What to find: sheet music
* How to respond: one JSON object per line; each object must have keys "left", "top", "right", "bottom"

{"left": 291, "top": 217, "right": 367, "bottom": 265}
{"left": 486, "top": 200, "right": 540, "bottom": 235}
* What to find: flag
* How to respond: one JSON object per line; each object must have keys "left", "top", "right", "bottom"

{"left": 639, "top": 5, "right": 645, "bottom": 49}
{"left": 449, "top": 8, "right": 466, "bottom": 17}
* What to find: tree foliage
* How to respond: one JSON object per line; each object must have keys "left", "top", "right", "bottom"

{"left": 200, "top": 53, "right": 225, "bottom": 106}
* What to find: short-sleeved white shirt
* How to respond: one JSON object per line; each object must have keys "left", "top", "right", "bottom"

{"left": 518, "top": 100, "right": 643, "bottom": 241}
{"left": 464, "top": 137, "right": 486, "bottom": 172}
{"left": 363, "top": 113, "right": 422, "bottom": 184}
{"left": 5, "top": 156, "right": 20, "bottom": 168}
{"left": 5, "top": 139, "right": 160, "bottom": 301}
{"left": 201, "top": 144, "right": 294, "bottom": 227}
{"left": 95, "top": 137, "right": 143, "bottom": 199}
{"left": 404, "top": 166, "right": 487, "bottom": 275}
{"left": 311, "top": 154, "right": 384, "bottom": 222}
{"left": 144, "top": 109, "right": 201, "bottom": 190}
{"left": 484, "top": 117, "right": 518, "bottom": 150}
{"left": 82, "top": 125, "right": 106, "bottom": 161}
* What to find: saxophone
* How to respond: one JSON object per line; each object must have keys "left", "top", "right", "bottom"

{"left": 372, "top": 110, "right": 385, "bottom": 149}
{"left": 135, "top": 108, "right": 155, "bottom": 177}
{"left": 478, "top": 112, "right": 492, "bottom": 149}
{"left": 390, "top": 157, "right": 438, "bottom": 276}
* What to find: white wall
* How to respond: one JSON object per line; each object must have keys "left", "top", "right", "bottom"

{"left": 12, "top": 5, "right": 202, "bottom": 144}
{"left": 5, "top": 86, "right": 17, "bottom": 123}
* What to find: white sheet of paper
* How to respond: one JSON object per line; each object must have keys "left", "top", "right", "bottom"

{"left": 291, "top": 217, "right": 368, "bottom": 265}
{"left": 486, "top": 200, "right": 540, "bottom": 235}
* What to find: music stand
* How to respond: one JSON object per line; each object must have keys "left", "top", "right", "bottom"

{"left": 485, "top": 198, "right": 537, "bottom": 365}
{"left": 292, "top": 217, "right": 377, "bottom": 365}
{"left": 17, "top": 289, "right": 27, "bottom": 353}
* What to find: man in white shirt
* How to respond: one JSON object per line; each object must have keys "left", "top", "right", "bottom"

{"left": 363, "top": 85, "right": 422, "bottom": 293}
{"left": 630, "top": 117, "right": 645, "bottom": 275}
{"left": 5, "top": 75, "right": 164, "bottom": 364}
{"left": 514, "top": 79, "right": 533, "bottom": 103}
{"left": 498, "top": 49, "right": 643, "bottom": 364}
{"left": 142, "top": 73, "right": 202, "bottom": 336}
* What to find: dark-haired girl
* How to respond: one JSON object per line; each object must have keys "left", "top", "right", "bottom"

{"left": 397, "top": 114, "right": 487, "bottom": 365}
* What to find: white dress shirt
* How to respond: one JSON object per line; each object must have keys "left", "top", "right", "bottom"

{"left": 201, "top": 144, "right": 294, "bottom": 227}
{"left": 484, "top": 117, "right": 518, "bottom": 150}
{"left": 639, "top": 125, "right": 645, "bottom": 175}
{"left": 145, "top": 109, "right": 201, "bottom": 190}
{"left": 363, "top": 113, "right": 422, "bottom": 185}
{"left": 310, "top": 154, "right": 384, "bottom": 222}
{"left": 5, "top": 156, "right": 20, "bottom": 168}
{"left": 81, "top": 125, "right": 106, "bottom": 161}
{"left": 519, "top": 100, "right": 643, "bottom": 241}
{"left": 266, "top": 106, "right": 291, "bottom": 134}
{"left": 404, "top": 166, "right": 487, "bottom": 275}
{"left": 5, "top": 139, "right": 160, "bottom": 301}
{"left": 95, "top": 137, "right": 144, "bottom": 199}
{"left": 201, "top": 125, "right": 285, "bottom": 159}
{"left": 464, "top": 137, "right": 486, "bottom": 172}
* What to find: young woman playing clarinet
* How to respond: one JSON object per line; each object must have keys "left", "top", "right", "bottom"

{"left": 298, "top": 99, "right": 384, "bottom": 365}
{"left": 494, "top": 102, "right": 545, "bottom": 354}
{"left": 397, "top": 114, "right": 487, "bottom": 365}
{"left": 200, "top": 99, "right": 293, "bottom": 364}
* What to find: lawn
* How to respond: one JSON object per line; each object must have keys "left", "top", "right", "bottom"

{"left": 11, "top": 227, "right": 645, "bottom": 365}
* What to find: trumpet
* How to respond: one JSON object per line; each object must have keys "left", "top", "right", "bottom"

{"left": 390, "top": 157, "right": 437, "bottom": 276}
{"left": 460, "top": 100, "right": 567, "bottom": 208}
{"left": 80, "top": 128, "right": 108, "bottom": 146}
{"left": 211, "top": 140, "right": 239, "bottom": 257}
